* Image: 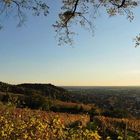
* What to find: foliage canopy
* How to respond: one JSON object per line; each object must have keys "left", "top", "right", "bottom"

{"left": 0, "top": 0, "right": 140, "bottom": 46}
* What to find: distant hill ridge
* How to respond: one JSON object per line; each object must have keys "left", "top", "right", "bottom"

{"left": 0, "top": 81, "right": 68, "bottom": 99}
{"left": 18, "top": 83, "right": 66, "bottom": 93}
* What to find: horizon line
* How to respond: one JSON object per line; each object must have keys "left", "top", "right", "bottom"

{"left": 1, "top": 81, "right": 140, "bottom": 87}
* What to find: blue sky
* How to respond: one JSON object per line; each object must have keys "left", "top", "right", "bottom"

{"left": 0, "top": 1, "right": 140, "bottom": 86}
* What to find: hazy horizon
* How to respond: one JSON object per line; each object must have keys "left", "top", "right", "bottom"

{"left": 1, "top": 80, "right": 140, "bottom": 87}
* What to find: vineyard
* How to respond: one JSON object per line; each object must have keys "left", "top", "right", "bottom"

{"left": 95, "top": 116, "right": 140, "bottom": 139}
{"left": 0, "top": 104, "right": 140, "bottom": 140}
{"left": 0, "top": 105, "right": 100, "bottom": 140}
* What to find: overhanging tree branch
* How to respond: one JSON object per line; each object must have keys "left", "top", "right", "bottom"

{"left": 62, "top": 0, "right": 80, "bottom": 26}
{"left": 118, "top": 0, "right": 126, "bottom": 8}
{"left": 0, "top": 0, "right": 139, "bottom": 46}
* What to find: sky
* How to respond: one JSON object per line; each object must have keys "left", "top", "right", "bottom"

{"left": 0, "top": 1, "right": 140, "bottom": 86}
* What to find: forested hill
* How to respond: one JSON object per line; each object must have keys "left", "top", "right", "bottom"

{"left": 18, "top": 83, "right": 66, "bottom": 93}
{"left": 0, "top": 82, "right": 84, "bottom": 103}
{"left": 0, "top": 81, "right": 72, "bottom": 110}
{"left": 0, "top": 81, "right": 95, "bottom": 114}
{"left": 18, "top": 83, "right": 67, "bottom": 98}
{"left": 0, "top": 82, "right": 68, "bottom": 99}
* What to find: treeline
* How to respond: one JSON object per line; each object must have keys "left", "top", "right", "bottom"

{"left": 0, "top": 91, "right": 95, "bottom": 115}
